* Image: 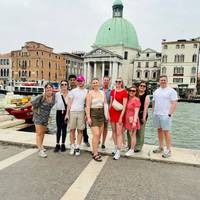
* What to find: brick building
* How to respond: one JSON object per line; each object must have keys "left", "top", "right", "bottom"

{"left": 11, "top": 41, "right": 66, "bottom": 84}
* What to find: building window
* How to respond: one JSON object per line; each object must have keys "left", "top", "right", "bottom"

{"left": 154, "top": 62, "right": 157, "bottom": 67}
{"left": 29, "top": 71, "right": 31, "bottom": 77}
{"left": 174, "top": 54, "right": 179, "bottom": 62}
{"left": 137, "top": 71, "right": 141, "bottom": 78}
{"left": 180, "top": 54, "right": 184, "bottom": 62}
{"left": 6, "top": 59, "right": 9, "bottom": 65}
{"left": 144, "top": 71, "right": 149, "bottom": 78}
{"left": 146, "top": 53, "right": 149, "bottom": 57}
{"left": 36, "top": 60, "right": 39, "bottom": 67}
{"left": 124, "top": 51, "right": 128, "bottom": 60}
{"left": 173, "top": 78, "right": 183, "bottom": 83}
{"left": 41, "top": 60, "right": 43, "bottom": 68}
{"left": 36, "top": 52, "right": 39, "bottom": 56}
{"left": 162, "top": 55, "right": 167, "bottom": 63}
{"left": 0, "top": 69, "right": 3, "bottom": 76}
{"left": 181, "top": 44, "right": 185, "bottom": 49}
{"left": 193, "top": 44, "right": 198, "bottom": 48}
{"left": 174, "top": 67, "right": 184, "bottom": 75}
{"left": 36, "top": 71, "right": 38, "bottom": 78}
{"left": 145, "top": 62, "right": 149, "bottom": 68}
{"left": 176, "top": 45, "right": 180, "bottom": 49}
{"left": 152, "top": 71, "right": 157, "bottom": 79}
{"left": 192, "top": 54, "right": 197, "bottom": 62}
{"left": 137, "top": 62, "right": 141, "bottom": 68}
{"left": 191, "top": 67, "right": 196, "bottom": 75}
{"left": 162, "top": 67, "right": 167, "bottom": 75}
{"left": 163, "top": 45, "right": 168, "bottom": 49}
{"left": 190, "top": 77, "right": 196, "bottom": 83}
{"left": 49, "top": 62, "right": 51, "bottom": 69}
{"left": 49, "top": 72, "right": 51, "bottom": 80}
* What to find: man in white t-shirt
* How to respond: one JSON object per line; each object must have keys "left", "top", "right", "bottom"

{"left": 152, "top": 75, "right": 178, "bottom": 158}
{"left": 66, "top": 75, "right": 88, "bottom": 156}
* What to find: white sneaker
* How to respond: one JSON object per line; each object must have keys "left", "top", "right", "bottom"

{"left": 113, "top": 150, "right": 120, "bottom": 160}
{"left": 112, "top": 146, "right": 117, "bottom": 155}
{"left": 41, "top": 146, "right": 47, "bottom": 152}
{"left": 162, "top": 149, "right": 172, "bottom": 158}
{"left": 125, "top": 149, "right": 135, "bottom": 157}
{"left": 75, "top": 148, "right": 80, "bottom": 156}
{"left": 69, "top": 144, "right": 75, "bottom": 155}
{"left": 122, "top": 144, "right": 129, "bottom": 152}
{"left": 38, "top": 150, "right": 47, "bottom": 158}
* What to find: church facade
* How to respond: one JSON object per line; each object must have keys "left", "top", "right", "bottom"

{"left": 84, "top": 0, "right": 140, "bottom": 86}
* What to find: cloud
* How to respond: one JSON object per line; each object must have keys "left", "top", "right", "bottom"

{"left": 0, "top": 0, "right": 199, "bottom": 54}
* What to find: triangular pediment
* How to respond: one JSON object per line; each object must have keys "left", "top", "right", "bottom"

{"left": 142, "top": 48, "right": 160, "bottom": 54}
{"left": 84, "top": 47, "right": 122, "bottom": 59}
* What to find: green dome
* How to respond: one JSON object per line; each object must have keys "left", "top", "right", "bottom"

{"left": 95, "top": 17, "right": 140, "bottom": 49}
{"left": 113, "top": 0, "right": 123, "bottom": 6}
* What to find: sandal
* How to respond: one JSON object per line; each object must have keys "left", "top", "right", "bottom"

{"left": 92, "top": 154, "right": 102, "bottom": 162}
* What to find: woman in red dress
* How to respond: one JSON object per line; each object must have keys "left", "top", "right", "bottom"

{"left": 109, "top": 77, "right": 128, "bottom": 160}
{"left": 123, "top": 85, "right": 141, "bottom": 156}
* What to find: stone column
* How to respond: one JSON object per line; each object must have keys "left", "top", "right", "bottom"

{"left": 84, "top": 62, "right": 87, "bottom": 81}
{"left": 102, "top": 62, "right": 105, "bottom": 80}
{"left": 109, "top": 62, "right": 112, "bottom": 77}
{"left": 112, "top": 62, "right": 118, "bottom": 86}
{"left": 87, "top": 62, "right": 91, "bottom": 84}
{"left": 94, "top": 62, "right": 97, "bottom": 77}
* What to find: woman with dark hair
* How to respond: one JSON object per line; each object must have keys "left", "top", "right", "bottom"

{"left": 135, "top": 81, "right": 150, "bottom": 152}
{"left": 86, "top": 78, "right": 107, "bottom": 162}
{"left": 123, "top": 85, "right": 141, "bottom": 156}
{"left": 54, "top": 80, "right": 69, "bottom": 152}
{"left": 24, "top": 83, "right": 55, "bottom": 158}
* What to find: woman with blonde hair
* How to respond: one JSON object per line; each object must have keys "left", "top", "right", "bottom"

{"left": 86, "top": 78, "right": 107, "bottom": 162}
{"left": 109, "top": 77, "right": 128, "bottom": 160}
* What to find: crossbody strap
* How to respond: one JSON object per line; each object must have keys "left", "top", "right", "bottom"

{"left": 61, "top": 94, "right": 67, "bottom": 110}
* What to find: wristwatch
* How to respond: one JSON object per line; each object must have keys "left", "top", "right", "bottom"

{"left": 168, "top": 114, "right": 171, "bottom": 117}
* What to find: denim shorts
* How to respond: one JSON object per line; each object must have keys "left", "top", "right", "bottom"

{"left": 153, "top": 114, "right": 172, "bottom": 131}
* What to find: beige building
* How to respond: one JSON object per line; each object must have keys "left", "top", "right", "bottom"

{"left": 133, "top": 48, "right": 161, "bottom": 84}
{"left": 11, "top": 41, "right": 66, "bottom": 84}
{"left": 61, "top": 52, "right": 84, "bottom": 77}
{"left": 0, "top": 53, "right": 12, "bottom": 84}
{"left": 161, "top": 38, "right": 200, "bottom": 97}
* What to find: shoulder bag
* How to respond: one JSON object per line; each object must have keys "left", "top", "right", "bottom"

{"left": 112, "top": 90, "right": 124, "bottom": 111}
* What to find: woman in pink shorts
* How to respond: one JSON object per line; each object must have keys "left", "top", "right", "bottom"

{"left": 123, "top": 85, "right": 141, "bottom": 156}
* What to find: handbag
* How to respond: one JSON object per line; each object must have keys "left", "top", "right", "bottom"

{"left": 112, "top": 90, "right": 123, "bottom": 111}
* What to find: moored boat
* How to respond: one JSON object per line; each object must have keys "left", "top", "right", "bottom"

{"left": 5, "top": 106, "right": 33, "bottom": 123}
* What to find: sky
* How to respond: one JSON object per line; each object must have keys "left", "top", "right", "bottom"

{"left": 0, "top": 0, "right": 200, "bottom": 54}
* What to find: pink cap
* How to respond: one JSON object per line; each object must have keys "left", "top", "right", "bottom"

{"left": 76, "top": 75, "right": 85, "bottom": 82}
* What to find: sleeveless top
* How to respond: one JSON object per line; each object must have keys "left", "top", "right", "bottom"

{"left": 91, "top": 91, "right": 104, "bottom": 108}
{"left": 139, "top": 93, "right": 148, "bottom": 120}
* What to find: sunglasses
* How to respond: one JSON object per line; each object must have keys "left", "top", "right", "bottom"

{"left": 115, "top": 81, "right": 122, "bottom": 83}
{"left": 140, "top": 85, "right": 146, "bottom": 88}
{"left": 61, "top": 83, "right": 67, "bottom": 86}
{"left": 129, "top": 90, "right": 136, "bottom": 92}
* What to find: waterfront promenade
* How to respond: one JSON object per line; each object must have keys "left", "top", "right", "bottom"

{"left": 0, "top": 116, "right": 200, "bottom": 200}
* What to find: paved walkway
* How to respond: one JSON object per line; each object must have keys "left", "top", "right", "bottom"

{"left": 1, "top": 143, "right": 200, "bottom": 200}
{"left": 0, "top": 125, "right": 200, "bottom": 167}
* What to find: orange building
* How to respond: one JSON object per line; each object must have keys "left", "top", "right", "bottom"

{"left": 11, "top": 41, "right": 66, "bottom": 84}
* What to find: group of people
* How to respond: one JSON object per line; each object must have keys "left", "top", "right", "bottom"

{"left": 25, "top": 74, "right": 178, "bottom": 161}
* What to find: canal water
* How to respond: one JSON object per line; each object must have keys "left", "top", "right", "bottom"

{"left": 0, "top": 94, "right": 199, "bottom": 150}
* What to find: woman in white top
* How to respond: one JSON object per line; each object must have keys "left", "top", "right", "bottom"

{"left": 54, "top": 80, "right": 69, "bottom": 152}
{"left": 86, "top": 78, "right": 107, "bottom": 162}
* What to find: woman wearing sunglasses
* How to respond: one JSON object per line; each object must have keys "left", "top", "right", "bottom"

{"left": 109, "top": 77, "right": 128, "bottom": 160}
{"left": 54, "top": 80, "right": 69, "bottom": 153}
{"left": 135, "top": 81, "right": 150, "bottom": 152}
{"left": 124, "top": 85, "right": 141, "bottom": 156}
